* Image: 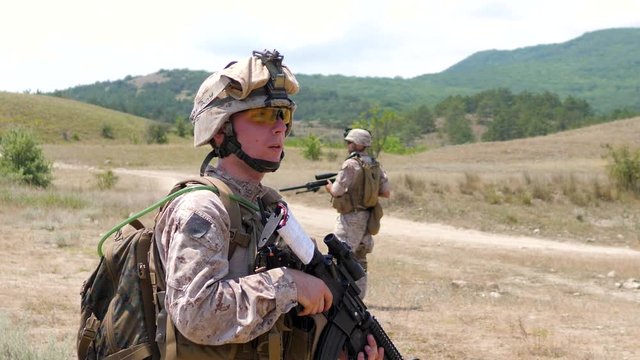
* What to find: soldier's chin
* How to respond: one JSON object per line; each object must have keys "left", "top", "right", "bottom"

{"left": 262, "top": 149, "right": 284, "bottom": 162}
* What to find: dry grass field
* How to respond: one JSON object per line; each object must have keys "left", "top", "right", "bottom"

{"left": 1, "top": 117, "right": 640, "bottom": 359}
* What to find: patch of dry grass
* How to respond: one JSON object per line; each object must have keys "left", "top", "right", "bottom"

{"left": 366, "top": 234, "right": 640, "bottom": 359}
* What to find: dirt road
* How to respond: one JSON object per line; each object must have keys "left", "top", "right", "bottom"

{"left": 102, "top": 164, "right": 640, "bottom": 259}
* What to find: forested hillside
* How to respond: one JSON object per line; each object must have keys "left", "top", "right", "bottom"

{"left": 427, "top": 28, "right": 640, "bottom": 114}
{"left": 49, "top": 28, "right": 640, "bottom": 125}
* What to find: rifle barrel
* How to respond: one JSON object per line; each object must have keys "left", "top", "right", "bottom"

{"left": 279, "top": 184, "right": 308, "bottom": 192}
{"left": 315, "top": 172, "right": 338, "bottom": 180}
{"left": 279, "top": 178, "right": 333, "bottom": 193}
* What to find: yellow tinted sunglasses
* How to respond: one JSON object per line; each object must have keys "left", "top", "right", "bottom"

{"left": 243, "top": 107, "right": 293, "bottom": 127}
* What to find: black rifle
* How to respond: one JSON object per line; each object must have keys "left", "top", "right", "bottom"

{"left": 307, "top": 234, "right": 404, "bottom": 360}
{"left": 279, "top": 172, "right": 337, "bottom": 194}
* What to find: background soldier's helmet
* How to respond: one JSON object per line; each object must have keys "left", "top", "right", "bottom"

{"left": 345, "top": 128, "right": 372, "bottom": 147}
{"left": 190, "top": 50, "right": 299, "bottom": 147}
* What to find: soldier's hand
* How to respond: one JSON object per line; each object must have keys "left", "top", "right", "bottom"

{"left": 287, "top": 269, "right": 333, "bottom": 316}
{"left": 338, "top": 334, "right": 384, "bottom": 360}
{"left": 358, "top": 334, "right": 384, "bottom": 360}
{"left": 324, "top": 179, "right": 333, "bottom": 194}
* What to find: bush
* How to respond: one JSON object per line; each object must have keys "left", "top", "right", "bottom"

{"left": 95, "top": 169, "right": 119, "bottom": 190}
{"left": 0, "top": 128, "right": 52, "bottom": 188}
{"left": 175, "top": 116, "right": 189, "bottom": 138}
{"left": 302, "top": 135, "right": 322, "bottom": 161}
{"left": 101, "top": 123, "right": 115, "bottom": 139}
{"left": 146, "top": 123, "right": 169, "bottom": 144}
{"left": 604, "top": 144, "right": 640, "bottom": 195}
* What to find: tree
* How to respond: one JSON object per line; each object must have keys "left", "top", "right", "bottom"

{"left": 0, "top": 128, "right": 52, "bottom": 187}
{"left": 446, "top": 114, "right": 474, "bottom": 144}
{"left": 352, "top": 106, "right": 403, "bottom": 157}
{"left": 406, "top": 105, "right": 436, "bottom": 134}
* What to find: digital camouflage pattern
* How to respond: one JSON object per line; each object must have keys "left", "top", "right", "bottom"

{"left": 154, "top": 166, "right": 298, "bottom": 346}
{"left": 78, "top": 225, "right": 158, "bottom": 360}
{"left": 344, "top": 129, "right": 372, "bottom": 147}
{"left": 331, "top": 152, "right": 389, "bottom": 299}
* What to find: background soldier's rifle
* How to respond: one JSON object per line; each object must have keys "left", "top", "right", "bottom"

{"left": 307, "top": 234, "right": 404, "bottom": 360}
{"left": 279, "top": 172, "right": 337, "bottom": 194}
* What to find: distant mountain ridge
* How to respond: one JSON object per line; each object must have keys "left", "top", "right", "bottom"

{"left": 426, "top": 28, "right": 640, "bottom": 112}
{"left": 50, "top": 28, "right": 640, "bottom": 124}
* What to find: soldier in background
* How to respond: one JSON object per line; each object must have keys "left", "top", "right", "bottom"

{"left": 325, "top": 128, "right": 391, "bottom": 299}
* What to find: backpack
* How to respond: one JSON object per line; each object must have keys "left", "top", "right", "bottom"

{"left": 77, "top": 177, "right": 245, "bottom": 360}
{"left": 358, "top": 157, "right": 381, "bottom": 208}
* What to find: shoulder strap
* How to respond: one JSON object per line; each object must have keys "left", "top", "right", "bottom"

{"left": 135, "top": 229, "right": 160, "bottom": 360}
{"left": 260, "top": 186, "right": 283, "bottom": 206}
{"left": 148, "top": 176, "right": 249, "bottom": 360}
{"left": 171, "top": 176, "right": 251, "bottom": 259}
{"left": 347, "top": 151, "right": 360, "bottom": 160}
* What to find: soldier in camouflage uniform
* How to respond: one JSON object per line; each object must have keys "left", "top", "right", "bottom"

{"left": 153, "top": 51, "right": 384, "bottom": 359}
{"left": 325, "top": 129, "right": 391, "bottom": 300}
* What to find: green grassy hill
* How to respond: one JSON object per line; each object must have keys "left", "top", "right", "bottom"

{"left": 0, "top": 92, "right": 165, "bottom": 144}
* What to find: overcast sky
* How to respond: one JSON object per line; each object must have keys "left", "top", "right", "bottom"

{"left": 2, "top": 0, "right": 639, "bottom": 93}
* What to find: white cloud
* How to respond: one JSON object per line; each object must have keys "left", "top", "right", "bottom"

{"left": 1, "top": 0, "right": 638, "bottom": 92}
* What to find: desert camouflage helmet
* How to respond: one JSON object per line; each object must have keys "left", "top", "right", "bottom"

{"left": 345, "top": 128, "right": 372, "bottom": 147}
{"left": 190, "top": 50, "right": 299, "bottom": 147}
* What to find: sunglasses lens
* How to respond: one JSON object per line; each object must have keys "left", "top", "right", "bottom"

{"left": 245, "top": 108, "right": 292, "bottom": 125}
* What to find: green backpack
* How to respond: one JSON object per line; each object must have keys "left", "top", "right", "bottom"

{"left": 77, "top": 177, "right": 251, "bottom": 360}
{"left": 358, "top": 157, "right": 382, "bottom": 208}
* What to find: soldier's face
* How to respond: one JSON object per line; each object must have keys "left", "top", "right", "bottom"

{"left": 232, "top": 108, "right": 287, "bottom": 163}
{"left": 346, "top": 141, "right": 357, "bottom": 152}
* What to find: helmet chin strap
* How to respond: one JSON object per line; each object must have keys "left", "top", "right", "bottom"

{"left": 219, "top": 134, "right": 284, "bottom": 173}
{"left": 201, "top": 123, "right": 284, "bottom": 174}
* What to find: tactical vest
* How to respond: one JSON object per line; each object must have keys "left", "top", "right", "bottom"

{"left": 153, "top": 177, "right": 318, "bottom": 360}
{"left": 331, "top": 154, "right": 381, "bottom": 214}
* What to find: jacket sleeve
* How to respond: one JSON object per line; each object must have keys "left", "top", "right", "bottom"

{"left": 379, "top": 163, "right": 391, "bottom": 194}
{"left": 158, "top": 190, "right": 298, "bottom": 345}
{"left": 331, "top": 159, "right": 358, "bottom": 196}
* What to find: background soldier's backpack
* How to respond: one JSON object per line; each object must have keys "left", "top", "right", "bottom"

{"left": 358, "top": 157, "right": 381, "bottom": 208}
{"left": 77, "top": 177, "right": 243, "bottom": 360}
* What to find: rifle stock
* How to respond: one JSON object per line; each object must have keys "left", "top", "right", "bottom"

{"left": 306, "top": 234, "right": 404, "bottom": 360}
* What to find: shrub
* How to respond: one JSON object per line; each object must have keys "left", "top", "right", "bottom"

{"left": 175, "top": 116, "right": 189, "bottom": 138}
{"left": 101, "top": 123, "right": 115, "bottom": 139}
{"left": 0, "top": 128, "right": 52, "bottom": 188}
{"left": 302, "top": 135, "right": 322, "bottom": 161}
{"left": 95, "top": 169, "right": 119, "bottom": 190}
{"left": 146, "top": 123, "right": 169, "bottom": 144}
{"left": 604, "top": 144, "right": 640, "bottom": 195}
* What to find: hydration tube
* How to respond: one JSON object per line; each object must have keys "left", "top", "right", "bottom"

{"left": 96, "top": 185, "right": 259, "bottom": 257}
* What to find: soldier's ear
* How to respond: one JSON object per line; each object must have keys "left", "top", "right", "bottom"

{"left": 213, "top": 131, "right": 224, "bottom": 147}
